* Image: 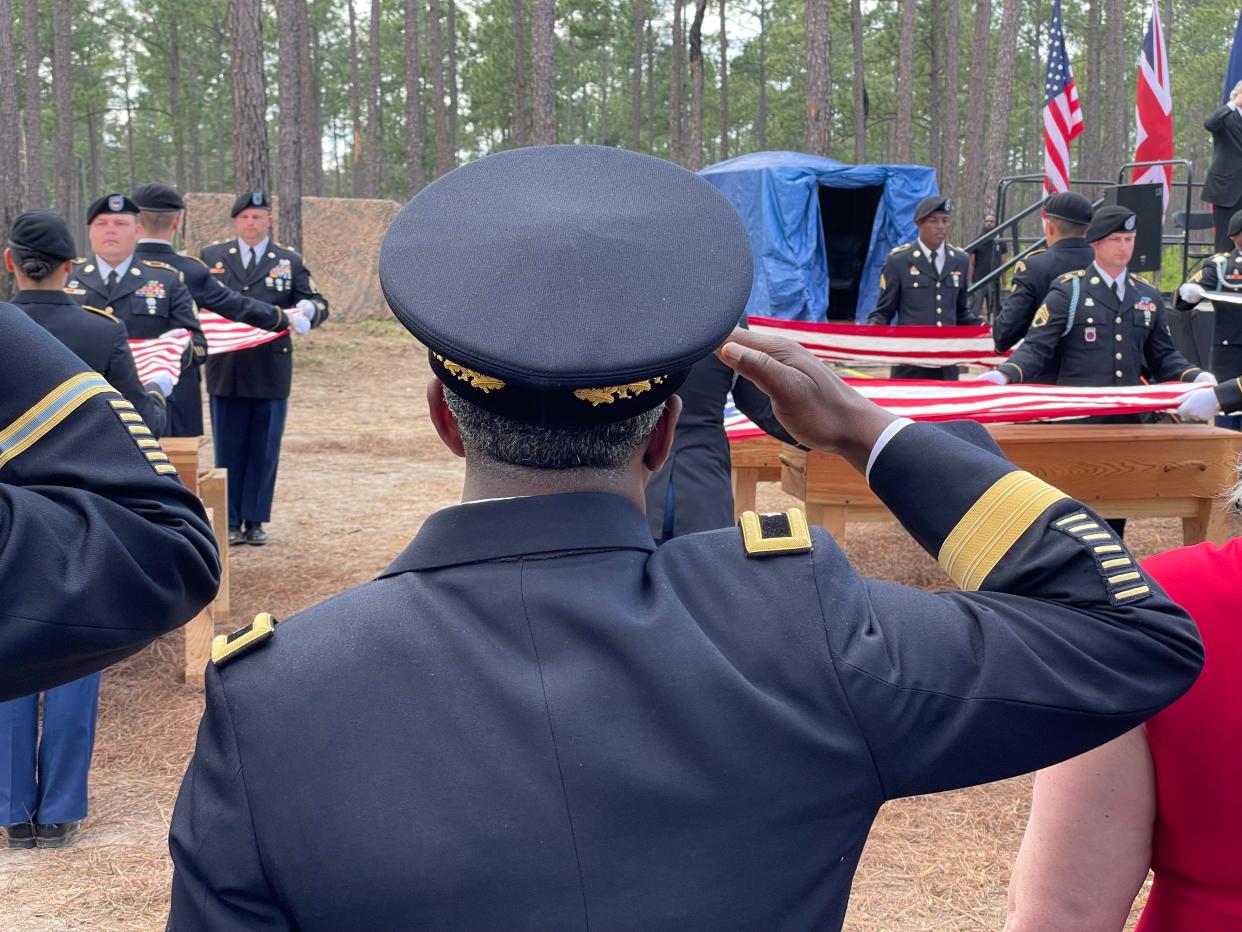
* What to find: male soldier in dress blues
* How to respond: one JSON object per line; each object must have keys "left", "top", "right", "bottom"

{"left": 868, "top": 194, "right": 978, "bottom": 380}
{"left": 66, "top": 194, "right": 206, "bottom": 437}
{"left": 200, "top": 191, "right": 328, "bottom": 546}
{"left": 132, "top": 183, "right": 296, "bottom": 439}
{"left": 4, "top": 210, "right": 169, "bottom": 435}
{"left": 167, "top": 146, "right": 1203, "bottom": 931}
{"left": 992, "top": 191, "right": 1095, "bottom": 356}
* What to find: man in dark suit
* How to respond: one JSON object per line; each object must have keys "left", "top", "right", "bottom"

{"left": 199, "top": 192, "right": 329, "bottom": 546}
{"left": 1202, "top": 82, "right": 1242, "bottom": 253}
{"left": 132, "top": 183, "right": 294, "bottom": 438}
{"left": 167, "top": 146, "right": 1202, "bottom": 931}
{"left": 868, "top": 194, "right": 979, "bottom": 380}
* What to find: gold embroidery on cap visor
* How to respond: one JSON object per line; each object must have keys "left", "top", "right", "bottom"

{"left": 434, "top": 354, "right": 506, "bottom": 393}
{"left": 574, "top": 376, "right": 667, "bottom": 406}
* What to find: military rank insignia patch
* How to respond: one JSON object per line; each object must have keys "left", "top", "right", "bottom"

{"left": 212, "top": 612, "right": 277, "bottom": 665}
{"left": 105, "top": 398, "right": 177, "bottom": 476}
{"left": 738, "top": 508, "right": 812, "bottom": 557}
{"left": 1032, "top": 304, "right": 1050, "bottom": 328}
{"left": 1052, "top": 511, "right": 1151, "bottom": 603}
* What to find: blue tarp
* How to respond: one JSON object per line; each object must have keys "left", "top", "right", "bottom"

{"left": 700, "top": 151, "right": 938, "bottom": 322}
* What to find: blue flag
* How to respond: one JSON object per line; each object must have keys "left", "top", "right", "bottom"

{"left": 1225, "top": 9, "right": 1242, "bottom": 103}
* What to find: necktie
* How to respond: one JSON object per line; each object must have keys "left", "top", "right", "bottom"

{"left": 1112, "top": 281, "right": 1121, "bottom": 302}
{"left": 244, "top": 249, "right": 255, "bottom": 272}
{"left": 930, "top": 248, "right": 940, "bottom": 276}
{"left": 106, "top": 269, "right": 118, "bottom": 291}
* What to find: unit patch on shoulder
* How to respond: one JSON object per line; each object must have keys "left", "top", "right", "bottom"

{"left": 212, "top": 612, "right": 277, "bottom": 665}
{"left": 738, "top": 508, "right": 813, "bottom": 557}
{"left": 1052, "top": 511, "right": 1151, "bottom": 603}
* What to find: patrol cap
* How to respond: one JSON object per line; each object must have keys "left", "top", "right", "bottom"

{"left": 379, "top": 145, "right": 754, "bottom": 427}
{"left": 8, "top": 209, "right": 76, "bottom": 261}
{"left": 1085, "top": 205, "right": 1138, "bottom": 242}
{"left": 1228, "top": 208, "right": 1242, "bottom": 238}
{"left": 86, "top": 193, "right": 139, "bottom": 224}
{"left": 231, "top": 191, "right": 272, "bottom": 217}
{"left": 1043, "top": 192, "right": 1093, "bottom": 225}
{"left": 914, "top": 194, "right": 952, "bottom": 223}
{"left": 133, "top": 182, "right": 186, "bottom": 213}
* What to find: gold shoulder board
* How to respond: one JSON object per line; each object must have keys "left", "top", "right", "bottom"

{"left": 211, "top": 612, "right": 277, "bottom": 665}
{"left": 81, "top": 304, "right": 117, "bottom": 321}
{"left": 738, "top": 508, "right": 813, "bottom": 558}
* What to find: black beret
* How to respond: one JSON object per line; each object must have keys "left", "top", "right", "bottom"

{"left": 1043, "top": 192, "right": 1093, "bottom": 225}
{"left": 231, "top": 191, "right": 272, "bottom": 217}
{"left": 379, "top": 145, "right": 754, "bottom": 427}
{"left": 1086, "top": 204, "right": 1137, "bottom": 242}
{"left": 132, "top": 182, "right": 185, "bottom": 212}
{"left": 914, "top": 194, "right": 952, "bottom": 222}
{"left": 8, "top": 209, "right": 76, "bottom": 261}
{"left": 1228, "top": 209, "right": 1242, "bottom": 238}
{"left": 86, "top": 193, "right": 139, "bottom": 224}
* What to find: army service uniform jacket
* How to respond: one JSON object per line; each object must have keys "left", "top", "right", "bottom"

{"left": 992, "top": 237, "right": 1095, "bottom": 354}
{"left": 866, "top": 241, "right": 979, "bottom": 328}
{"left": 12, "top": 289, "right": 168, "bottom": 437}
{"left": 199, "top": 239, "right": 329, "bottom": 399}
{"left": 0, "top": 302, "right": 219, "bottom": 700}
{"left": 996, "top": 267, "right": 1203, "bottom": 387}
{"left": 1175, "top": 249, "right": 1242, "bottom": 382}
{"left": 168, "top": 421, "right": 1202, "bottom": 931}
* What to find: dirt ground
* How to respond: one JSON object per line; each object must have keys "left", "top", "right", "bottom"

{"left": 0, "top": 320, "right": 1214, "bottom": 930}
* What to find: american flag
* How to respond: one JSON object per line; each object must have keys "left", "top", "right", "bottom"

{"left": 1042, "top": 0, "right": 1083, "bottom": 195}
{"left": 128, "top": 312, "right": 288, "bottom": 384}
{"left": 747, "top": 316, "right": 1009, "bottom": 367}
{"left": 1133, "top": 0, "right": 1174, "bottom": 212}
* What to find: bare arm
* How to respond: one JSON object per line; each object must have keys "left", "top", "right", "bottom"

{"left": 1005, "top": 727, "right": 1155, "bottom": 932}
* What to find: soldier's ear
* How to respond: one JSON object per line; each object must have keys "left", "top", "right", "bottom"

{"left": 2, "top": 248, "right": 13, "bottom": 274}
{"left": 427, "top": 378, "right": 466, "bottom": 459}
{"left": 642, "top": 395, "right": 682, "bottom": 474}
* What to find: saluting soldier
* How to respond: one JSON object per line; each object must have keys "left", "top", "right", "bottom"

{"left": 867, "top": 194, "right": 978, "bottom": 380}
{"left": 992, "top": 191, "right": 1095, "bottom": 357}
{"left": 65, "top": 194, "right": 206, "bottom": 437}
{"left": 3, "top": 210, "right": 169, "bottom": 436}
{"left": 132, "top": 183, "right": 296, "bottom": 438}
{"left": 199, "top": 192, "right": 329, "bottom": 547}
{"left": 167, "top": 146, "right": 1202, "bottom": 931}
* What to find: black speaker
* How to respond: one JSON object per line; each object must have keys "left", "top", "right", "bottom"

{"left": 1102, "top": 183, "right": 1164, "bottom": 272}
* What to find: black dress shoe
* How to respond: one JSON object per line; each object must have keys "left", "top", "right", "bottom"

{"left": 4, "top": 822, "right": 35, "bottom": 849}
{"left": 34, "top": 820, "right": 81, "bottom": 848}
{"left": 228, "top": 527, "right": 246, "bottom": 547}
{"left": 243, "top": 523, "right": 267, "bottom": 546}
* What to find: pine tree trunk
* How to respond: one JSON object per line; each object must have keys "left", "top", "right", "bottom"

{"left": 961, "top": 0, "right": 990, "bottom": 232}
{"left": 688, "top": 0, "right": 707, "bottom": 169}
{"left": 51, "top": 0, "right": 70, "bottom": 214}
{"left": 364, "top": 0, "right": 381, "bottom": 196}
{"left": 405, "top": 0, "right": 426, "bottom": 194}
{"left": 87, "top": 111, "right": 102, "bottom": 198}
{"left": 229, "top": 0, "right": 269, "bottom": 191}
{"left": 629, "top": 0, "right": 645, "bottom": 150}
{"left": 348, "top": 0, "right": 364, "bottom": 194}
{"left": 301, "top": 3, "right": 323, "bottom": 195}
{"left": 513, "top": 0, "right": 529, "bottom": 145}
{"left": 645, "top": 17, "right": 655, "bottom": 150}
{"left": 1105, "top": 0, "right": 1124, "bottom": 174}
{"left": 1082, "top": 0, "right": 1100, "bottom": 179}
{"left": 124, "top": 62, "right": 137, "bottom": 192}
{"left": 447, "top": 0, "right": 459, "bottom": 159}
{"left": 22, "top": 0, "right": 42, "bottom": 207}
{"left": 928, "top": 0, "right": 943, "bottom": 177}
{"left": 718, "top": 0, "right": 728, "bottom": 160}
{"left": 893, "top": 0, "right": 915, "bottom": 162}
{"left": 598, "top": 48, "right": 610, "bottom": 145}
{"left": 670, "top": 0, "right": 684, "bottom": 162}
{"left": 0, "top": 0, "right": 22, "bottom": 293}
{"left": 170, "top": 19, "right": 187, "bottom": 192}
{"left": 278, "top": 0, "right": 304, "bottom": 249}
{"left": 804, "top": 0, "right": 830, "bottom": 156}
{"left": 531, "top": 0, "right": 556, "bottom": 145}
{"left": 849, "top": 0, "right": 863, "bottom": 162}
{"left": 427, "top": 0, "right": 451, "bottom": 174}
{"left": 758, "top": 0, "right": 768, "bottom": 150}
{"left": 940, "top": 0, "right": 960, "bottom": 189}
{"left": 982, "top": 0, "right": 1020, "bottom": 224}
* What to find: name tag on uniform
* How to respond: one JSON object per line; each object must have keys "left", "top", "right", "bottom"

{"left": 1084, "top": 327, "right": 1097, "bottom": 342}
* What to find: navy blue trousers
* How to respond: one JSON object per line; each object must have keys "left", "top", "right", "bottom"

{"left": 0, "top": 673, "right": 101, "bottom": 825}
{"left": 210, "top": 395, "right": 288, "bottom": 528}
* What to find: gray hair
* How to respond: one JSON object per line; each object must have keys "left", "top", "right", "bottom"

{"left": 443, "top": 386, "right": 665, "bottom": 475}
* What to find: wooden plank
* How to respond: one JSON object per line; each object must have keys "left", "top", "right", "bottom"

{"left": 199, "top": 468, "right": 231, "bottom": 624}
{"left": 729, "top": 435, "right": 790, "bottom": 469}
{"left": 160, "top": 436, "right": 204, "bottom": 494}
{"left": 183, "top": 506, "right": 216, "bottom": 685}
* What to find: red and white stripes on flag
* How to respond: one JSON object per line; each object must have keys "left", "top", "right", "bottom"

{"left": 1133, "top": 0, "right": 1174, "bottom": 213}
{"left": 1043, "top": 0, "right": 1084, "bottom": 194}
{"left": 128, "top": 329, "right": 191, "bottom": 387}
{"left": 747, "top": 316, "right": 1009, "bottom": 368}
{"left": 128, "top": 312, "right": 287, "bottom": 384}
{"left": 725, "top": 380, "right": 1198, "bottom": 440}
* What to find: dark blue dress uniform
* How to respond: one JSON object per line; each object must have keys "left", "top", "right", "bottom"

{"left": 0, "top": 301, "right": 219, "bottom": 700}
{"left": 12, "top": 290, "right": 168, "bottom": 436}
{"left": 1175, "top": 248, "right": 1242, "bottom": 384}
{"left": 993, "top": 238, "right": 1096, "bottom": 355}
{"left": 199, "top": 205, "right": 328, "bottom": 534}
{"left": 167, "top": 146, "right": 1202, "bottom": 930}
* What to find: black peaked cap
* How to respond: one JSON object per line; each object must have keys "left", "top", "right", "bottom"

{"left": 379, "top": 145, "right": 755, "bottom": 427}
{"left": 9, "top": 210, "right": 76, "bottom": 261}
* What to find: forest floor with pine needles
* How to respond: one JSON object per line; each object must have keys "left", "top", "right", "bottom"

{"left": 1, "top": 319, "right": 1209, "bottom": 930}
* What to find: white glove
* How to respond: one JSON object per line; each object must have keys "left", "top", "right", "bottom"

{"left": 288, "top": 310, "right": 311, "bottom": 336}
{"left": 1177, "top": 387, "right": 1221, "bottom": 421}
{"left": 1179, "top": 282, "right": 1205, "bottom": 304}
{"left": 148, "top": 373, "right": 175, "bottom": 397}
{"left": 1194, "top": 371, "right": 1219, "bottom": 385}
{"left": 295, "top": 299, "right": 317, "bottom": 317}
{"left": 975, "top": 370, "right": 1009, "bottom": 385}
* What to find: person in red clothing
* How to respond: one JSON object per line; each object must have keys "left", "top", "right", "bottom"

{"left": 1004, "top": 483, "right": 1242, "bottom": 931}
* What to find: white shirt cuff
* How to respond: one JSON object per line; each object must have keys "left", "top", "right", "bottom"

{"left": 865, "top": 418, "right": 915, "bottom": 483}
{"left": 1230, "top": 101, "right": 1240, "bottom": 112}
